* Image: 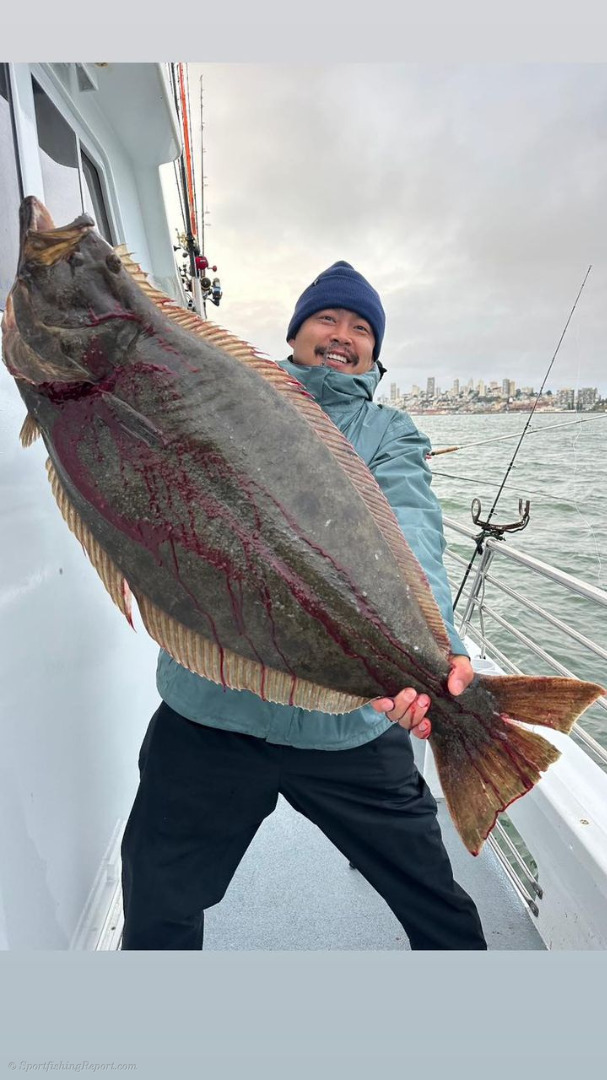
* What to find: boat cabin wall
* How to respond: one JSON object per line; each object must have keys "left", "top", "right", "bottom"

{"left": 7, "top": 62, "right": 183, "bottom": 303}
{"left": 0, "top": 61, "right": 183, "bottom": 949}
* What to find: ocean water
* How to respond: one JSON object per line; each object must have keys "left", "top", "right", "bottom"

{"left": 417, "top": 411, "right": 607, "bottom": 751}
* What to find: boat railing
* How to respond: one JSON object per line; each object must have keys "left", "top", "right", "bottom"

{"left": 442, "top": 514, "right": 607, "bottom": 767}
{"left": 431, "top": 515, "right": 607, "bottom": 947}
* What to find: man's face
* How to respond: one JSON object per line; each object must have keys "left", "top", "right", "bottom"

{"left": 288, "top": 308, "right": 375, "bottom": 375}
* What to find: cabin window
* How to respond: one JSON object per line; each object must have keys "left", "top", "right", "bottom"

{"left": 81, "top": 149, "right": 114, "bottom": 243}
{"left": 0, "top": 64, "right": 22, "bottom": 311}
{"left": 32, "top": 78, "right": 82, "bottom": 227}
{"left": 31, "top": 77, "right": 114, "bottom": 243}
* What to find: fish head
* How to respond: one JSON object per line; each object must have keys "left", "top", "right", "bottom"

{"left": 2, "top": 196, "right": 141, "bottom": 390}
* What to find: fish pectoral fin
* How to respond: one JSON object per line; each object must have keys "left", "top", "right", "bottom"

{"left": 19, "top": 413, "right": 42, "bottom": 447}
{"left": 103, "top": 395, "right": 166, "bottom": 449}
{"left": 45, "top": 457, "right": 134, "bottom": 627}
{"left": 135, "top": 591, "right": 368, "bottom": 714}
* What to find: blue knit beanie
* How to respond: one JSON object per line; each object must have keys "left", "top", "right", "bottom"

{"left": 286, "top": 261, "right": 386, "bottom": 360}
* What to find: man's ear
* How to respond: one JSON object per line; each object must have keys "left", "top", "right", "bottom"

{"left": 287, "top": 338, "right": 295, "bottom": 349}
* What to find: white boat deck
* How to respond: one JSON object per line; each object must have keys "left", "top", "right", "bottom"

{"left": 201, "top": 792, "right": 544, "bottom": 950}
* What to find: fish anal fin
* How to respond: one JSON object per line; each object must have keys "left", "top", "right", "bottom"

{"left": 135, "top": 591, "right": 368, "bottom": 714}
{"left": 45, "top": 458, "right": 133, "bottom": 626}
{"left": 20, "top": 413, "right": 42, "bottom": 447}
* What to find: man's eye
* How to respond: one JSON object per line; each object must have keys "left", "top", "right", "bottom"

{"left": 355, "top": 325, "right": 369, "bottom": 334}
{"left": 319, "top": 314, "right": 335, "bottom": 322}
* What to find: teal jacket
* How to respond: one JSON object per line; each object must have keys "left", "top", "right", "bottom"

{"left": 156, "top": 358, "right": 467, "bottom": 750}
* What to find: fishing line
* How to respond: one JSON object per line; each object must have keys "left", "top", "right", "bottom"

{"left": 570, "top": 353, "right": 605, "bottom": 589}
{"left": 429, "top": 412, "right": 607, "bottom": 457}
{"left": 432, "top": 469, "right": 604, "bottom": 510}
{"left": 569, "top": 318, "right": 605, "bottom": 588}
{"left": 452, "top": 265, "right": 593, "bottom": 611}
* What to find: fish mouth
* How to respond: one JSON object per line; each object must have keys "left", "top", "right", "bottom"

{"left": 19, "top": 196, "right": 95, "bottom": 268}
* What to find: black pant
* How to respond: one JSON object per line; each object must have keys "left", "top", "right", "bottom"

{"left": 121, "top": 702, "right": 486, "bottom": 950}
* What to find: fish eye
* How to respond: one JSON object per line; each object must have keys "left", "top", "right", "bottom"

{"left": 106, "top": 253, "right": 122, "bottom": 274}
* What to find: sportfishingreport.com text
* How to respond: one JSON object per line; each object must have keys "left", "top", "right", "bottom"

{"left": 7, "top": 1065, "right": 137, "bottom": 1073}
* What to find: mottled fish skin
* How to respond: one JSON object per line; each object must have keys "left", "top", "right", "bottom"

{"left": 5, "top": 199, "right": 450, "bottom": 701}
{"left": 2, "top": 197, "right": 604, "bottom": 855}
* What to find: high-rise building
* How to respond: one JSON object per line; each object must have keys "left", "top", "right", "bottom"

{"left": 557, "top": 388, "right": 575, "bottom": 409}
{"left": 576, "top": 387, "right": 598, "bottom": 408}
{"left": 390, "top": 382, "right": 400, "bottom": 401}
{"left": 426, "top": 377, "right": 435, "bottom": 398}
{"left": 502, "top": 378, "right": 510, "bottom": 397}
{"left": 477, "top": 379, "right": 485, "bottom": 396}
{"left": 452, "top": 378, "right": 460, "bottom": 396}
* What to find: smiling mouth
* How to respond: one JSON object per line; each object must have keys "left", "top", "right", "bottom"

{"left": 320, "top": 349, "right": 356, "bottom": 367}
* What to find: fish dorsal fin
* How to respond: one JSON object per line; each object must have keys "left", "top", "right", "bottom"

{"left": 115, "top": 247, "right": 451, "bottom": 654}
{"left": 46, "top": 458, "right": 133, "bottom": 626}
{"left": 45, "top": 456, "right": 367, "bottom": 713}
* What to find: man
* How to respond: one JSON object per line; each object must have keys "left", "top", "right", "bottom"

{"left": 121, "top": 261, "right": 487, "bottom": 951}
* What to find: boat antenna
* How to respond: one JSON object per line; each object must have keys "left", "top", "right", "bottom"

{"left": 452, "top": 265, "right": 593, "bottom": 611}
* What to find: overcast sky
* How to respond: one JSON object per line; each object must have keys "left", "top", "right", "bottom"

{"left": 164, "top": 64, "right": 607, "bottom": 394}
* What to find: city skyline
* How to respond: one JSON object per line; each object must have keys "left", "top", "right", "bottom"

{"left": 386, "top": 377, "right": 601, "bottom": 398}
{"left": 381, "top": 376, "right": 602, "bottom": 411}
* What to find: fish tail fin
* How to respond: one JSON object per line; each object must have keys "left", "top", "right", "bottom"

{"left": 430, "top": 675, "right": 604, "bottom": 856}
{"left": 475, "top": 674, "right": 605, "bottom": 733}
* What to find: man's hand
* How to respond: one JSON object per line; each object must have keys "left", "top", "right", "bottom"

{"left": 369, "top": 654, "right": 474, "bottom": 739}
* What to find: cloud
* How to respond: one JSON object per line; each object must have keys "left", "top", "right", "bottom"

{"left": 181, "top": 63, "right": 607, "bottom": 392}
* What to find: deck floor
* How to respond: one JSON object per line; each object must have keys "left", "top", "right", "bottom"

{"left": 202, "top": 794, "right": 545, "bottom": 950}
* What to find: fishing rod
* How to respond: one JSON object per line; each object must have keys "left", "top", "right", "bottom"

{"left": 199, "top": 74, "right": 206, "bottom": 260}
{"left": 178, "top": 62, "right": 199, "bottom": 243}
{"left": 184, "top": 62, "right": 199, "bottom": 233}
{"left": 169, "top": 63, "right": 196, "bottom": 281}
{"left": 429, "top": 412, "right": 607, "bottom": 457}
{"left": 452, "top": 265, "right": 593, "bottom": 611}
